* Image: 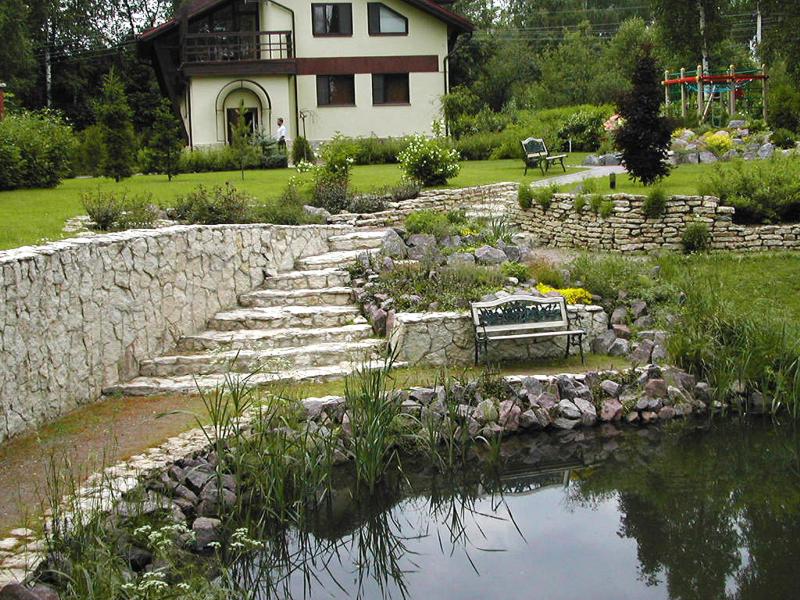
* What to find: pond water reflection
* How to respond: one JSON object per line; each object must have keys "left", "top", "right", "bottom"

{"left": 233, "top": 420, "right": 800, "bottom": 600}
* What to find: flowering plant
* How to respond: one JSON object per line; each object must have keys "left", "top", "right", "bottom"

{"left": 397, "top": 134, "right": 460, "bottom": 186}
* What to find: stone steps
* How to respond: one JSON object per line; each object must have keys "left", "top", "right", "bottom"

{"left": 239, "top": 287, "right": 354, "bottom": 308}
{"left": 296, "top": 249, "right": 378, "bottom": 271}
{"left": 178, "top": 324, "right": 374, "bottom": 352}
{"left": 139, "top": 339, "right": 386, "bottom": 377}
{"left": 105, "top": 360, "right": 402, "bottom": 397}
{"left": 262, "top": 268, "right": 350, "bottom": 291}
{"left": 208, "top": 306, "right": 362, "bottom": 331}
{"left": 328, "top": 230, "right": 388, "bottom": 252}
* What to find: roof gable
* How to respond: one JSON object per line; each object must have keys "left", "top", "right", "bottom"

{"left": 139, "top": 0, "right": 473, "bottom": 41}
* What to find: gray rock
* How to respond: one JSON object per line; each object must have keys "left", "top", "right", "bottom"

{"left": 644, "top": 378, "right": 668, "bottom": 399}
{"left": 591, "top": 329, "right": 617, "bottom": 355}
{"left": 532, "top": 391, "right": 557, "bottom": 410}
{"left": 721, "top": 149, "right": 739, "bottom": 161}
{"left": 472, "top": 399, "right": 498, "bottom": 423}
{"left": 728, "top": 119, "right": 746, "bottom": 128}
{"left": 480, "top": 422, "right": 504, "bottom": 438}
{"left": 600, "top": 380, "right": 621, "bottom": 397}
{"left": 630, "top": 299, "right": 648, "bottom": 318}
{"left": 658, "top": 406, "right": 676, "bottom": 420}
{"left": 651, "top": 343, "right": 668, "bottom": 363}
{"left": 504, "top": 245, "right": 522, "bottom": 262}
{"left": 192, "top": 517, "right": 222, "bottom": 551}
{"left": 185, "top": 464, "right": 214, "bottom": 493}
{"left": 600, "top": 153, "right": 621, "bottom": 166}
{"left": 694, "top": 382, "right": 712, "bottom": 403}
{"left": 582, "top": 154, "right": 601, "bottom": 166}
{"left": 600, "top": 398, "right": 623, "bottom": 421}
{"left": 407, "top": 233, "right": 436, "bottom": 249}
{"left": 757, "top": 143, "right": 775, "bottom": 159}
{"left": 409, "top": 387, "right": 436, "bottom": 405}
{"left": 439, "top": 235, "right": 461, "bottom": 248}
{"left": 407, "top": 244, "right": 440, "bottom": 262}
{"left": 30, "top": 586, "right": 60, "bottom": 600}
{"left": 381, "top": 229, "right": 407, "bottom": 258}
{"left": 474, "top": 245, "right": 508, "bottom": 265}
{"left": 612, "top": 324, "right": 632, "bottom": 339}
{"left": 0, "top": 584, "right": 40, "bottom": 600}
{"left": 634, "top": 315, "right": 655, "bottom": 328}
{"left": 446, "top": 252, "right": 475, "bottom": 267}
{"left": 499, "top": 400, "right": 522, "bottom": 432}
{"left": 628, "top": 339, "right": 655, "bottom": 365}
{"left": 667, "top": 386, "right": 688, "bottom": 405}
{"left": 557, "top": 399, "right": 581, "bottom": 419}
{"left": 699, "top": 151, "right": 718, "bottom": 164}
{"left": 303, "top": 205, "right": 331, "bottom": 221}
{"left": 610, "top": 307, "right": 628, "bottom": 324}
{"left": 519, "top": 409, "right": 541, "bottom": 429}
{"left": 553, "top": 417, "right": 580, "bottom": 430}
{"left": 608, "top": 338, "right": 630, "bottom": 357}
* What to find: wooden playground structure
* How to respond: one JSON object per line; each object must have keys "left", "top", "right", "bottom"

{"left": 663, "top": 65, "right": 768, "bottom": 123}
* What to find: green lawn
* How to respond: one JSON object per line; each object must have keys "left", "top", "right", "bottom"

{"left": 573, "top": 163, "right": 713, "bottom": 196}
{"left": 0, "top": 155, "right": 588, "bottom": 251}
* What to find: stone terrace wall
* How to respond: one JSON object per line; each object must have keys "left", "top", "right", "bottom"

{"left": 0, "top": 224, "right": 351, "bottom": 444}
{"left": 389, "top": 306, "right": 608, "bottom": 367}
{"left": 511, "top": 193, "right": 800, "bottom": 252}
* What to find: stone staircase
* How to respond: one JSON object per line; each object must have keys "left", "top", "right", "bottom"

{"left": 105, "top": 231, "right": 391, "bottom": 397}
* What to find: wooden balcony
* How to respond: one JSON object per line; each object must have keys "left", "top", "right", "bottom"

{"left": 183, "top": 30, "right": 293, "bottom": 64}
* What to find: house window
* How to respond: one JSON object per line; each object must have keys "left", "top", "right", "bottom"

{"left": 368, "top": 3, "right": 408, "bottom": 35}
{"left": 372, "top": 73, "right": 409, "bottom": 105}
{"left": 312, "top": 3, "right": 353, "bottom": 36}
{"left": 317, "top": 75, "right": 356, "bottom": 106}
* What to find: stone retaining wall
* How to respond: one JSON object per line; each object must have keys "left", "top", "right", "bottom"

{"left": 388, "top": 305, "right": 608, "bottom": 366}
{"left": 511, "top": 193, "right": 800, "bottom": 252}
{"left": 0, "top": 224, "right": 351, "bottom": 444}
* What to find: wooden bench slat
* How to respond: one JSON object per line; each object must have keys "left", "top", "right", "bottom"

{"left": 481, "top": 330, "right": 585, "bottom": 341}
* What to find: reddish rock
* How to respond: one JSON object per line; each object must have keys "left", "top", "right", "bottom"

{"left": 644, "top": 378, "right": 668, "bottom": 399}
{"left": 600, "top": 398, "right": 623, "bottom": 422}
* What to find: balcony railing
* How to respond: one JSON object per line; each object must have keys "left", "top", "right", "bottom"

{"left": 183, "top": 30, "right": 293, "bottom": 63}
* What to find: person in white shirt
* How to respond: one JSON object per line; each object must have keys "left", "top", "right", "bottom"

{"left": 276, "top": 118, "right": 287, "bottom": 150}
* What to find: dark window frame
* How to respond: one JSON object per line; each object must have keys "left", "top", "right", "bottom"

{"left": 372, "top": 73, "right": 410, "bottom": 105}
{"left": 188, "top": 1, "right": 260, "bottom": 34}
{"left": 316, "top": 74, "right": 357, "bottom": 107}
{"left": 311, "top": 3, "right": 353, "bottom": 37}
{"left": 367, "top": 3, "right": 408, "bottom": 36}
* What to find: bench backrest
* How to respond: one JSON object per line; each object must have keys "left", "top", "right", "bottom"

{"left": 521, "top": 137, "right": 549, "bottom": 158}
{"left": 471, "top": 294, "right": 568, "bottom": 334}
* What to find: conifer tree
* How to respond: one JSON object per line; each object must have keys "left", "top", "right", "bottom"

{"left": 148, "top": 98, "right": 184, "bottom": 181}
{"left": 615, "top": 46, "right": 672, "bottom": 186}
{"left": 96, "top": 68, "right": 136, "bottom": 182}
{"left": 231, "top": 100, "right": 251, "bottom": 181}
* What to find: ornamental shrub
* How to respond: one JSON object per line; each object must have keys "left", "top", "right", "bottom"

{"left": 574, "top": 195, "right": 587, "bottom": 213}
{"left": 599, "top": 199, "right": 615, "bottom": 218}
{"left": 556, "top": 107, "right": 608, "bottom": 151}
{"left": 642, "top": 187, "right": 667, "bottom": 218}
{"left": 500, "top": 261, "right": 530, "bottom": 281}
{"left": 81, "top": 190, "right": 158, "bottom": 231}
{"left": 702, "top": 132, "right": 734, "bottom": 157}
{"left": 291, "top": 136, "right": 315, "bottom": 164}
{"left": 405, "top": 209, "right": 452, "bottom": 238}
{"left": 171, "top": 183, "right": 252, "bottom": 224}
{"left": 681, "top": 221, "right": 711, "bottom": 253}
{"left": 532, "top": 184, "right": 559, "bottom": 210}
{"left": 397, "top": 135, "right": 460, "bottom": 185}
{"left": 0, "top": 109, "right": 76, "bottom": 190}
{"left": 518, "top": 183, "right": 533, "bottom": 209}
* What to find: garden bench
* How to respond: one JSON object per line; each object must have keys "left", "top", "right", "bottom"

{"left": 470, "top": 294, "right": 585, "bottom": 365}
{"left": 521, "top": 137, "right": 567, "bottom": 175}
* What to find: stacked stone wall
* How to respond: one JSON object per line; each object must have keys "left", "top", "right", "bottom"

{"left": 0, "top": 224, "right": 350, "bottom": 443}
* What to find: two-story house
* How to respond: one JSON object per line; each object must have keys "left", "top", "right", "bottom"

{"left": 137, "top": 0, "right": 473, "bottom": 147}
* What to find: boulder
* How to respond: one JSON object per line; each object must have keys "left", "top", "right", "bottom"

{"left": 499, "top": 400, "right": 522, "bottom": 432}
{"left": 303, "top": 205, "right": 331, "bottom": 221}
{"left": 628, "top": 339, "right": 655, "bottom": 365}
{"left": 600, "top": 153, "right": 621, "bottom": 166}
{"left": 721, "top": 149, "right": 739, "bottom": 161}
{"left": 728, "top": 119, "right": 746, "bottom": 128}
{"left": 608, "top": 338, "right": 630, "bottom": 357}
{"left": 757, "top": 143, "right": 775, "bottom": 159}
{"left": 553, "top": 417, "right": 580, "bottom": 430}
{"left": 644, "top": 378, "right": 668, "bottom": 399}
{"left": 698, "top": 151, "right": 717, "bottom": 164}
{"left": 381, "top": 229, "right": 408, "bottom": 258}
{"left": 472, "top": 399, "right": 498, "bottom": 424}
{"left": 600, "top": 380, "right": 621, "bottom": 397}
{"left": 192, "top": 517, "right": 222, "bottom": 551}
{"left": 446, "top": 252, "right": 475, "bottom": 267}
{"left": 474, "top": 245, "right": 508, "bottom": 265}
{"left": 557, "top": 399, "right": 581, "bottom": 419}
{"left": 407, "top": 233, "right": 436, "bottom": 249}
{"left": 651, "top": 343, "right": 668, "bottom": 364}
{"left": 591, "top": 329, "right": 617, "bottom": 355}
{"left": 658, "top": 406, "right": 676, "bottom": 420}
{"left": 582, "top": 155, "right": 601, "bottom": 166}
{"left": 694, "top": 382, "right": 712, "bottom": 403}
{"left": 612, "top": 324, "right": 631, "bottom": 339}
{"left": 630, "top": 299, "right": 648, "bottom": 318}
{"left": 600, "top": 398, "right": 623, "bottom": 422}
{"left": 30, "top": 587, "right": 59, "bottom": 600}
{"left": 0, "top": 585, "right": 40, "bottom": 600}
{"left": 532, "top": 392, "right": 557, "bottom": 410}
{"left": 610, "top": 307, "right": 628, "bottom": 324}
{"left": 634, "top": 315, "right": 655, "bottom": 328}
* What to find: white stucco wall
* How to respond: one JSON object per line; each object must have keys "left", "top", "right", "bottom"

{"left": 186, "top": 0, "right": 452, "bottom": 145}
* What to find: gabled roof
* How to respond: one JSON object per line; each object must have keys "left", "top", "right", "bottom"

{"left": 138, "top": 0, "right": 473, "bottom": 41}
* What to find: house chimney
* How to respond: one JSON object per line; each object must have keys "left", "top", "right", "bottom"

{"left": 0, "top": 83, "right": 6, "bottom": 121}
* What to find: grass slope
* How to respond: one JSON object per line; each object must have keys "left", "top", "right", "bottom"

{"left": 575, "top": 163, "right": 711, "bottom": 196}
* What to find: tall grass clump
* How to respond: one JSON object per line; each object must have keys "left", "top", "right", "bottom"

{"left": 665, "top": 257, "right": 800, "bottom": 416}
{"left": 532, "top": 184, "right": 559, "bottom": 210}
{"left": 345, "top": 357, "right": 404, "bottom": 492}
{"left": 642, "top": 187, "right": 667, "bottom": 218}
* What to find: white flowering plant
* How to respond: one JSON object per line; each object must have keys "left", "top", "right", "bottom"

{"left": 397, "top": 134, "right": 460, "bottom": 186}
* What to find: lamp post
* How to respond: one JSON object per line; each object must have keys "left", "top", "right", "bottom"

{"left": 0, "top": 83, "right": 6, "bottom": 121}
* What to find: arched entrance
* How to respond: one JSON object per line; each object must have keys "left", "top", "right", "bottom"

{"left": 214, "top": 80, "right": 272, "bottom": 144}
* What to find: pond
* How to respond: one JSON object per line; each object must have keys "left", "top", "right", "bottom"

{"left": 232, "top": 419, "right": 800, "bottom": 600}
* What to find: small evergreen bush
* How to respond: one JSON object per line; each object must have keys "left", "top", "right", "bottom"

{"left": 770, "top": 128, "right": 796, "bottom": 149}
{"left": 642, "top": 187, "right": 667, "bottom": 218}
{"left": 599, "top": 199, "right": 615, "bottom": 218}
{"left": 81, "top": 190, "right": 158, "bottom": 231}
{"left": 398, "top": 135, "right": 460, "bottom": 185}
{"left": 681, "top": 221, "right": 711, "bottom": 253}
{"left": 291, "top": 136, "right": 315, "bottom": 164}
{"left": 518, "top": 183, "right": 533, "bottom": 209}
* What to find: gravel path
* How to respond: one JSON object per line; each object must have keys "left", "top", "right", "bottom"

{"left": 531, "top": 165, "right": 627, "bottom": 188}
